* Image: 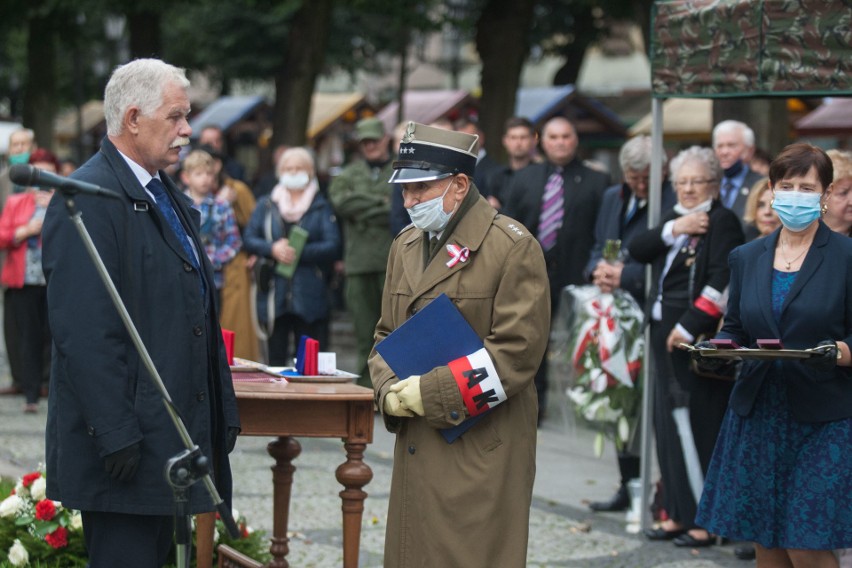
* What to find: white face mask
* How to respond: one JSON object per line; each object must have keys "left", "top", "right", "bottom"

{"left": 406, "top": 178, "right": 454, "bottom": 233}
{"left": 279, "top": 171, "right": 310, "bottom": 190}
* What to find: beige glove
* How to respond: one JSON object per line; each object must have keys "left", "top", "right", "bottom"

{"left": 383, "top": 391, "right": 415, "bottom": 417}
{"left": 389, "top": 375, "right": 424, "bottom": 416}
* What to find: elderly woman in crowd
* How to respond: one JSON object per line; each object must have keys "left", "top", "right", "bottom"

{"left": 824, "top": 149, "right": 852, "bottom": 237}
{"left": 0, "top": 148, "right": 59, "bottom": 412}
{"left": 243, "top": 147, "right": 340, "bottom": 366}
{"left": 695, "top": 142, "right": 852, "bottom": 567}
{"left": 629, "top": 146, "right": 744, "bottom": 547}
{"left": 742, "top": 178, "right": 781, "bottom": 241}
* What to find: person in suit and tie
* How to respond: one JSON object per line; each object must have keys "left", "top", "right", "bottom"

{"left": 503, "top": 116, "right": 609, "bottom": 422}
{"left": 584, "top": 135, "right": 676, "bottom": 512}
{"left": 42, "top": 59, "right": 240, "bottom": 567}
{"left": 696, "top": 142, "right": 852, "bottom": 567}
{"left": 713, "top": 120, "right": 764, "bottom": 221}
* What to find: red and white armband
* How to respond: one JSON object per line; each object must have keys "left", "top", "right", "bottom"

{"left": 447, "top": 348, "right": 507, "bottom": 417}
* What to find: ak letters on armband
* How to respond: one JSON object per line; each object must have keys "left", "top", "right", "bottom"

{"left": 447, "top": 348, "right": 507, "bottom": 416}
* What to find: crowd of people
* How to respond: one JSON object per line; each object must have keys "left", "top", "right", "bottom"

{"left": 0, "top": 56, "right": 851, "bottom": 567}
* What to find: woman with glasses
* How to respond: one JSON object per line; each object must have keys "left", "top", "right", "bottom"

{"left": 695, "top": 143, "right": 852, "bottom": 567}
{"left": 629, "top": 146, "right": 744, "bottom": 548}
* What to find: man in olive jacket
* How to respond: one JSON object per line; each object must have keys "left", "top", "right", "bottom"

{"left": 369, "top": 123, "right": 550, "bottom": 567}
{"left": 329, "top": 117, "right": 395, "bottom": 386}
{"left": 42, "top": 59, "right": 240, "bottom": 567}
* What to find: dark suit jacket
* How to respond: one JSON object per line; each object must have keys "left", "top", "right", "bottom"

{"left": 628, "top": 200, "right": 744, "bottom": 338}
{"left": 717, "top": 221, "right": 852, "bottom": 422}
{"left": 726, "top": 167, "right": 765, "bottom": 221}
{"left": 42, "top": 137, "right": 239, "bottom": 515}
{"left": 503, "top": 158, "right": 609, "bottom": 308}
{"left": 473, "top": 151, "right": 504, "bottom": 200}
{"left": 585, "top": 181, "right": 677, "bottom": 307}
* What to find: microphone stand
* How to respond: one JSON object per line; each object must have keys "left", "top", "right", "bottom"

{"left": 57, "top": 190, "right": 239, "bottom": 568}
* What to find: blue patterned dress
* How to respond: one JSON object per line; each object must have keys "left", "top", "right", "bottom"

{"left": 696, "top": 269, "right": 852, "bottom": 549}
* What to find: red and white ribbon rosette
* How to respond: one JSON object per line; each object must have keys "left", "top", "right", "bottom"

{"left": 445, "top": 244, "right": 470, "bottom": 267}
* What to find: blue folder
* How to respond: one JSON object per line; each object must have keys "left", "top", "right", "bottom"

{"left": 375, "top": 293, "right": 491, "bottom": 443}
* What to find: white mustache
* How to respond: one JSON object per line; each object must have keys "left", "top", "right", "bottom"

{"left": 170, "top": 137, "right": 190, "bottom": 149}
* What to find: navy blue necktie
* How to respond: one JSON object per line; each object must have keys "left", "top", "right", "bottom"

{"left": 146, "top": 178, "right": 206, "bottom": 298}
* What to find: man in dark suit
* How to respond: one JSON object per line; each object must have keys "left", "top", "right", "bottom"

{"left": 584, "top": 135, "right": 676, "bottom": 512}
{"left": 489, "top": 116, "right": 538, "bottom": 211}
{"left": 503, "top": 116, "right": 609, "bottom": 423}
{"left": 42, "top": 59, "right": 240, "bottom": 567}
{"left": 712, "top": 120, "right": 764, "bottom": 222}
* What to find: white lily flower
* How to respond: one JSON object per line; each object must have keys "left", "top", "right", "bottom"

{"left": 8, "top": 539, "right": 29, "bottom": 567}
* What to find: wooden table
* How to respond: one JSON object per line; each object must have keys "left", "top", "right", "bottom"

{"left": 231, "top": 376, "right": 375, "bottom": 568}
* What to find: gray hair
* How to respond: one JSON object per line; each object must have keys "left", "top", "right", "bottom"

{"left": 8, "top": 128, "right": 35, "bottom": 146}
{"left": 712, "top": 120, "right": 755, "bottom": 148}
{"left": 618, "top": 135, "right": 659, "bottom": 172}
{"left": 276, "top": 146, "right": 316, "bottom": 177}
{"left": 104, "top": 59, "right": 190, "bottom": 136}
{"left": 669, "top": 145, "right": 723, "bottom": 189}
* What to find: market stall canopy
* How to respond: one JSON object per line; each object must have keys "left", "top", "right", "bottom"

{"left": 651, "top": 0, "right": 852, "bottom": 98}
{"left": 377, "top": 90, "right": 473, "bottom": 133}
{"left": 54, "top": 101, "right": 106, "bottom": 141}
{"left": 628, "top": 98, "right": 712, "bottom": 141}
{"left": 515, "top": 85, "right": 625, "bottom": 137}
{"left": 794, "top": 98, "right": 852, "bottom": 136}
{"left": 0, "top": 121, "right": 23, "bottom": 155}
{"left": 307, "top": 92, "right": 369, "bottom": 140}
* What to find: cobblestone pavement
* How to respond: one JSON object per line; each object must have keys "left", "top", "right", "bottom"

{"left": 0, "top": 312, "right": 750, "bottom": 567}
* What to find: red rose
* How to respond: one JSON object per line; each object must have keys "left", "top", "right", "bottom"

{"left": 22, "top": 472, "right": 41, "bottom": 488}
{"left": 45, "top": 526, "right": 68, "bottom": 549}
{"left": 35, "top": 499, "right": 57, "bottom": 521}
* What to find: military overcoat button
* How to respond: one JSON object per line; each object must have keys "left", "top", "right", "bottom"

{"left": 450, "top": 411, "right": 459, "bottom": 420}
{"left": 408, "top": 445, "right": 416, "bottom": 455}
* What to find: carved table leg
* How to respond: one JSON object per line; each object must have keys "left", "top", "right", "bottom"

{"left": 336, "top": 440, "right": 374, "bottom": 568}
{"left": 266, "top": 436, "right": 301, "bottom": 568}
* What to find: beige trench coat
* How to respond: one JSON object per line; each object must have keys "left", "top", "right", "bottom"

{"left": 369, "top": 196, "right": 550, "bottom": 568}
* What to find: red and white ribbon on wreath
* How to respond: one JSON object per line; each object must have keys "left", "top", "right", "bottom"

{"left": 445, "top": 244, "right": 470, "bottom": 267}
{"left": 571, "top": 295, "right": 638, "bottom": 391}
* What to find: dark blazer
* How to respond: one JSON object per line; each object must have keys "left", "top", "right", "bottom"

{"left": 629, "top": 200, "right": 744, "bottom": 338}
{"left": 473, "top": 151, "right": 504, "bottom": 200}
{"left": 42, "top": 137, "right": 239, "bottom": 515}
{"left": 717, "top": 221, "right": 852, "bottom": 422}
{"left": 503, "top": 158, "right": 609, "bottom": 308}
{"left": 244, "top": 193, "right": 341, "bottom": 324}
{"left": 727, "top": 167, "right": 764, "bottom": 221}
{"left": 585, "top": 181, "right": 677, "bottom": 307}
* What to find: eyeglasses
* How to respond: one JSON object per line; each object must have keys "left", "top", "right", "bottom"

{"left": 674, "top": 178, "right": 715, "bottom": 189}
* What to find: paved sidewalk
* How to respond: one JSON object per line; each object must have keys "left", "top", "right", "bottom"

{"left": 0, "top": 313, "right": 749, "bottom": 566}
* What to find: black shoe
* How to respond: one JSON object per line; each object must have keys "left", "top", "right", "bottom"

{"left": 589, "top": 485, "right": 630, "bottom": 512}
{"left": 672, "top": 532, "right": 722, "bottom": 548}
{"left": 644, "top": 527, "right": 687, "bottom": 541}
{"left": 734, "top": 545, "right": 756, "bottom": 560}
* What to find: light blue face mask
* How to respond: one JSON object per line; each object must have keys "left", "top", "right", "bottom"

{"left": 771, "top": 190, "right": 822, "bottom": 232}
{"left": 406, "top": 178, "right": 454, "bottom": 233}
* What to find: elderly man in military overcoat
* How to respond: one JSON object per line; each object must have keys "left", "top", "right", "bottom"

{"left": 369, "top": 123, "right": 550, "bottom": 567}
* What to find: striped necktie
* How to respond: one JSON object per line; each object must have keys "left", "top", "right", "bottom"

{"left": 538, "top": 167, "right": 564, "bottom": 251}
{"left": 147, "top": 178, "right": 206, "bottom": 298}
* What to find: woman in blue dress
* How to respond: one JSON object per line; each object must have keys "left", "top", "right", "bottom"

{"left": 695, "top": 143, "right": 852, "bottom": 567}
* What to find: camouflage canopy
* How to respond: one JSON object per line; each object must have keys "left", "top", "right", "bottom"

{"left": 651, "top": 0, "right": 852, "bottom": 98}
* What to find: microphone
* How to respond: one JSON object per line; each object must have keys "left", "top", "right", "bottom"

{"left": 9, "top": 164, "right": 121, "bottom": 199}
